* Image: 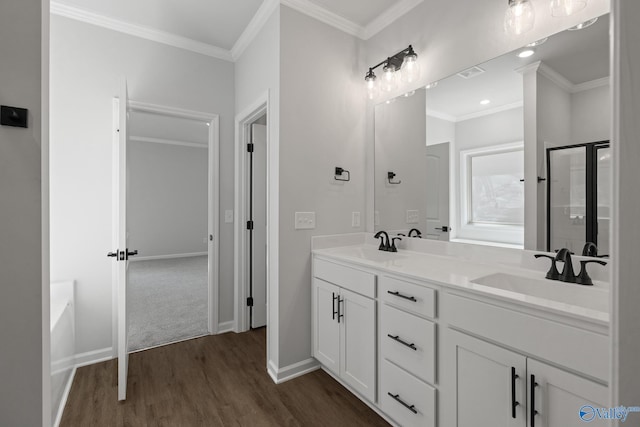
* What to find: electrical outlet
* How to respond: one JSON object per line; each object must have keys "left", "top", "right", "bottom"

{"left": 352, "top": 212, "right": 361, "bottom": 228}
{"left": 406, "top": 210, "right": 419, "bottom": 224}
{"left": 224, "top": 210, "right": 234, "bottom": 223}
{"left": 295, "top": 212, "right": 316, "bottom": 230}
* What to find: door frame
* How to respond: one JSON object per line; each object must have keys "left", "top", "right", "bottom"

{"left": 111, "top": 99, "right": 220, "bottom": 357}
{"left": 234, "top": 92, "right": 270, "bottom": 333}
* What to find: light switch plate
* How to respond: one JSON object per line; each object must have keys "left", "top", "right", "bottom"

{"left": 352, "top": 212, "right": 361, "bottom": 228}
{"left": 406, "top": 210, "right": 419, "bottom": 224}
{"left": 295, "top": 212, "right": 316, "bottom": 230}
{"left": 224, "top": 210, "right": 234, "bottom": 223}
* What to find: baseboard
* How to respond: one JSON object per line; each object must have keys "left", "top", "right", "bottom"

{"left": 74, "top": 347, "right": 114, "bottom": 368}
{"left": 267, "top": 358, "right": 320, "bottom": 384}
{"left": 131, "top": 252, "right": 207, "bottom": 262}
{"left": 53, "top": 366, "right": 76, "bottom": 427}
{"left": 217, "top": 321, "right": 235, "bottom": 334}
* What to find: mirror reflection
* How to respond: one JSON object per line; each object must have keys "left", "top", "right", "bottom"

{"left": 374, "top": 14, "right": 610, "bottom": 255}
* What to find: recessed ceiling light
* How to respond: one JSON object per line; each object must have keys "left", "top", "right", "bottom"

{"left": 480, "top": 99, "right": 491, "bottom": 105}
{"left": 568, "top": 17, "right": 598, "bottom": 31}
{"left": 385, "top": 98, "right": 396, "bottom": 105}
{"left": 518, "top": 49, "right": 535, "bottom": 58}
{"left": 526, "top": 37, "right": 548, "bottom": 47}
{"left": 425, "top": 81, "right": 438, "bottom": 89}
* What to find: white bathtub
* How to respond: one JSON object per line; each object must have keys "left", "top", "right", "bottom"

{"left": 50, "top": 281, "right": 75, "bottom": 427}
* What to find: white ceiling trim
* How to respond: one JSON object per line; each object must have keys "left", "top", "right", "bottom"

{"left": 50, "top": 2, "right": 233, "bottom": 62}
{"left": 456, "top": 101, "right": 524, "bottom": 122}
{"left": 573, "top": 76, "right": 610, "bottom": 93}
{"left": 363, "top": 0, "right": 424, "bottom": 40}
{"left": 231, "top": 0, "right": 280, "bottom": 61}
{"left": 280, "top": 0, "right": 365, "bottom": 38}
{"left": 426, "top": 109, "right": 457, "bottom": 122}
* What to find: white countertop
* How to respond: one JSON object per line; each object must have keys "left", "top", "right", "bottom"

{"left": 312, "top": 243, "right": 609, "bottom": 325}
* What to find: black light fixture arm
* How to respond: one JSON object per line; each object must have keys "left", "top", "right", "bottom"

{"left": 366, "top": 45, "right": 416, "bottom": 75}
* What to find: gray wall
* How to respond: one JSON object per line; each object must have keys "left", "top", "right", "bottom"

{"left": 278, "top": 5, "right": 366, "bottom": 368}
{"left": 50, "top": 15, "right": 235, "bottom": 355}
{"left": 0, "top": 1, "right": 45, "bottom": 425}
{"left": 572, "top": 84, "right": 610, "bottom": 144}
{"left": 127, "top": 141, "right": 208, "bottom": 258}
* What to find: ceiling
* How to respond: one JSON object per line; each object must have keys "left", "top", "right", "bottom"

{"left": 426, "top": 14, "right": 610, "bottom": 121}
{"left": 51, "top": 0, "right": 423, "bottom": 59}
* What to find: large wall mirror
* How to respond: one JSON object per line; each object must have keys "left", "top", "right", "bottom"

{"left": 374, "top": 13, "right": 610, "bottom": 256}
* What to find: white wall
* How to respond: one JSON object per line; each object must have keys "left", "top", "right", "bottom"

{"left": 572, "top": 84, "right": 611, "bottom": 144}
{"left": 375, "top": 91, "right": 427, "bottom": 233}
{"left": 50, "top": 15, "right": 235, "bottom": 355}
{"left": 0, "top": 1, "right": 45, "bottom": 425}
{"left": 127, "top": 141, "right": 208, "bottom": 258}
{"left": 611, "top": 0, "right": 640, "bottom": 415}
{"left": 426, "top": 114, "right": 455, "bottom": 147}
{"left": 278, "top": 5, "right": 366, "bottom": 369}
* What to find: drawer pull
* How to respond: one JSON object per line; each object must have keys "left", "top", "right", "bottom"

{"left": 387, "top": 290, "right": 417, "bottom": 302}
{"left": 387, "top": 334, "right": 417, "bottom": 351}
{"left": 511, "top": 367, "right": 520, "bottom": 419}
{"left": 388, "top": 392, "right": 418, "bottom": 414}
{"left": 332, "top": 292, "right": 338, "bottom": 320}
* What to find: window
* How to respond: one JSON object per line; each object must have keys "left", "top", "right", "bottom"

{"left": 458, "top": 142, "right": 524, "bottom": 246}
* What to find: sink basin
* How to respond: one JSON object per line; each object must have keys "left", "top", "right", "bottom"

{"left": 328, "top": 245, "right": 407, "bottom": 263}
{"left": 471, "top": 273, "right": 609, "bottom": 313}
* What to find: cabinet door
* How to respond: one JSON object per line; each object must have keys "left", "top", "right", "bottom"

{"left": 312, "top": 279, "right": 340, "bottom": 375}
{"left": 528, "top": 359, "right": 609, "bottom": 427}
{"left": 340, "top": 288, "right": 376, "bottom": 402}
{"left": 449, "top": 329, "right": 527, "bottom": 427}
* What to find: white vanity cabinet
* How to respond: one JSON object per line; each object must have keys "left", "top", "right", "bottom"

{"left": 312, "top": 258, "right": 376, "bottom": 403}
{"left": 378, "top": 275, "right": 438, "bottom": 427}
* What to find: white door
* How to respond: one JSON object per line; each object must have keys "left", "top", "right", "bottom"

{"left": 425, "top": 142, "right": 450, "bottom": 240}
{"left": 312, "top": 279, "right": 340, "bottom": 374}
{"left": 527, "top": 359, "right": 609, "bottom": 427}
{"left": 116, "top": 79, "right": 132, "bottom": 401}
{"left": 449, "top": 329, "right": 527, "bottom": 427}
{"left": 340, "top": 288, "right": 376, "bottom": 403}
{"left": 251, "top": 123, "right": 267, "bottom": 328}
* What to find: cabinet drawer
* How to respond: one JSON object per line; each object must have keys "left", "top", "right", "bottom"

{"left": 380, "top": 360, "right": 436, "bottom": 427}
{"left": 380, "top": 275, "right": 436, "bottom": 318}
{"left": 313, "top": 258, "right": 376, "bottom": 298}
{"left": 381, "top": 304, "right": 436, "bottom": 385}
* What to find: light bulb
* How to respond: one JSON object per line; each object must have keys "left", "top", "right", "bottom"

{"left": 381, "top": 62, "right": 397, "bottom": 93}
{"left": 400, "top": 48, "right": 420, "bottom": 84}
{"left": 551, "top": 0, "right": 587, "bottom": 17}
{"left": 365, "top": 69, "right": 378, "bottom": 100}
{"left": 504, "top": 0, "right": 535, "bottom": 36}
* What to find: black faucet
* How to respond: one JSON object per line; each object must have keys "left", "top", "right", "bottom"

{"left": 581, "top": 242, "right": 598, "bottom": 257}
{"left": 555, "top": 248, "right": 577, "bottom": 283}
{"left": 534, "top": 254, "right": 561, "bottom": 280}
{"left": 374, "top": 231, "right": 390, "bottom": 251}
{"left": 408, "top": 228, "right": 422, "bottom": 238}
{"left": 390, "top": 237, "right": 402, "bottom": 252}
{"left": 536, "top": 248, "right": 608, "bottom": 285}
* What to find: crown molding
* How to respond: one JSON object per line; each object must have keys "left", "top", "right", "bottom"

{"left": 426, "top": 109, "right": 457, "bottom": 123}
{"left": 280, "top": 0, "right": 364, "bottom": 38}
{"left": 363, "top": 0, "right": 424, "bottom": 40}
{"left": 50, "top": 2, "right": 233, "bottom": 62}
{"left": 537, "top": 62, "right": 574, "bottom": 93}
{"left": 573, "top": 76, "right": 610, "bottom": 93}
{"left": 456, "top": 101, "right": 524, "bottom": 122}
{"left": 231, "top": 0, "right": 280, "bottom": 61}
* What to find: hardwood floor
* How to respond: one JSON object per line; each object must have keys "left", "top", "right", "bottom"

{"left": 61, "top": 329, "right": 390, "bottom": 426}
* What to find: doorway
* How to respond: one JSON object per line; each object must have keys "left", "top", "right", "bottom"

{"left": 234, "top": 99, "right": 269, "bottom": 333}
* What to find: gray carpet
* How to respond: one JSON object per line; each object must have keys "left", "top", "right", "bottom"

{"left": 128, "top": 256, "right": 208, "bottom": 351}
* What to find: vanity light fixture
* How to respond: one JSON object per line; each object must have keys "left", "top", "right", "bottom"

{"left": 517, "top": 48, "right": 536, "bottom": 58}
{"left": 567, "top": 17, "right": 598, "bottom": 30}
{"left": 364, "top": 45, "right": 419, "bottom": 99}
{"left": 550, "top": 0, "right": 587, "bottom": 17}
{"left": 504, "top": 0, "right": 535, "bottom": 36}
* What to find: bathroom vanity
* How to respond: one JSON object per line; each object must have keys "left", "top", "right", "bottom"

{"left": 311, "top": 234, "right": 609, "bottom": 427}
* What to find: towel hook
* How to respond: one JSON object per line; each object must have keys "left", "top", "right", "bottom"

{"left": 388, "top": 171, "right": 401, "bottom": 185}
{"left": 334, "top": 167, "right": 350, "bottom": 182}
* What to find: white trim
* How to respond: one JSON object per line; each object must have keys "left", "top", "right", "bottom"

{"left": 128, "top": 101, "right": 217, "bottom": 122}
{"left": 426, "top": 109, "right": 457, "bottom": 122}
{"left": 129, "top": 252, "right": 208, "bottom": 262}
{"left": 456, "top": 101, "right": 524, "bottom": 122}
{"left": 537, "top": 62, "right": 574, "bottom": 93}
{"left": 217, "top": 321, "right": 235, "bottom": 334}
{"left": 231, "top": 0, "right": 280, "bottom": 61}
{"left": 53, "top": 367, "right": 76, "bottom": 427}
{"left": 50, "top": 2, "right": 233, "bottom": 61}
{"left": 363, "top": 0, "right": 424, "bottom": 39}
{"left": 74, "top": 347, "right": 114, "bottom": 368}
{"left": 129, "top": 135, "right": 207, "bottom": 149}
{"left": 573, "top": 76, "right": 610, "bottom": 93}
{"left": 234, "top": 94, "right": 270, "bottom": 334}
{"left": 129, "top": 333, "right": 209, "bottom": 354}
{"left": 280, "top": 0, "right": 364, "bottom": 38}
{"left": 267, "top": 358, "right": 320, "bottom": 384}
